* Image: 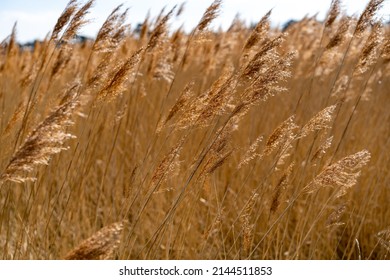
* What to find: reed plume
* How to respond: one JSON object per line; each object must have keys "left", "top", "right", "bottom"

{"left": 376, "top": 228, "right": 390, "bottom": 252}
{"left": 174, "top": 67, "right": 236, "bottom": 130}
{"left": 151, "top": 138, "right": 183, "bottom": 189}
{"left": 195, "top": 0, "right": 222, "bottom": 33}
{"left": 325, "top": 17, "right": 351, "bottom": 51}
{"left": 62, "top": 0, "right": 95, "bottom": 43}
{"left": 242, "top": 10, "right": 271, "bottom": 54}
{"left": 0, "top": 84, "right": 80, "bottom": 184}
{"left": 200, "top": 118, "right": 236, "bottom": 177}
{"left": 382, "top": 38, "right": 390, "bottom": 62}
{"left": 160, "top": 81, "right": 194, "bottom": 129}
{"left": 297, "top": 105, "right": 336, "bottom": 139}
{"left": 312, "top": 136, "right": 333, "bottom": 162}
{"left": 326, "top": 204, "right": 347, "bottom": 227}
{"left": 0, "top": 0, "right": 387, "bottom": 261}
{"left": 3, "top": 102, "right": 26, "bottom": 136}
{"left": 93, "top": 5, "right": 130, "bottom": 53}
{"left": 325, "top": 0, "right": 341, "bottom": 29}
{"left": 242, "top": 50, "right": 295, "bottom": 106}
{"left": 270, "top": 162, "right": 294, "bottom": 214}
{"left": 64, "top": 220, "right": 125, "bottom": 260}
{"left": 96, "top": 48, "right": 143, "bottom": 102}
{"left": 304, "top": 150, "right": 371, "bottom": 197}
{"left": 355, "top": 0, "right": 384, "bottom": 38}
{"left": 61, "top": 0, "right": 95, "bottom": 43}
{"left": 354, "top": 22, "right": 384, "bottom": 75}
{"left": 240, "top": 192, "right": 258, "bottom": 256}
{"left": 146, "top": 7, "right": 176, "bottom": 52}
{"left": 51, "top": 0, "right": 78, "bottom": 42}
{"left": 238, "top": 135, "right": 263, "bottom": 169}
{"left": 263, "top": 116, "right": 298, "bottom": 157}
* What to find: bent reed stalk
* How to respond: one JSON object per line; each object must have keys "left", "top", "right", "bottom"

{"left": 0, "top": 0, "right": 389, "bottom": 260}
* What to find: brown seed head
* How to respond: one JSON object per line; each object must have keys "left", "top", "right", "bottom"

{"left": 93, "top": 5, "right": 129, "bottom": 53}
{"left": 0, "top": 84, "right": 80, "bottom": 184}
{"left": 304, "top": 150, "right": 371, "bottom": 197}
{"left": 147, "top": 6, "right": 175, "bottom": 52}
{"left": 355, "top": 0, "right": 384, "bottom": 38}
{"left": 62, "top": 0, "right": 95, "bottom": 43}
{"left": 325, "top": 17, "right": 351, "bottom": 51}
{"left": 270, "top": 162, "right": 294, "bottom": 214}
{"left": 243, "top": 10, "right": 271, "bottom": 53}
{"left": 354, "top": 22, "right": 384, "bottom": 75}
{"left": 325, "top": 0, "right": 341, "bottom": 29}
{"left": 97, "top": 48, "right": 143, "bottom": 102}
{"left": 51, "top": 0, "right": 78, "bottom": 41}
{"left": 64, "top": 221, "right": 126, "bottom": 260}
{"left": 196, "top": 0, "right": 222, "bottom": 33}
{"left": 297, "top": 105, "right": 336, "bottom": 139}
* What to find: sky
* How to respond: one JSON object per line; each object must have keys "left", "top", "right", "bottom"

{"left": 0, "top": 0, "right": 389, "bottom": 43}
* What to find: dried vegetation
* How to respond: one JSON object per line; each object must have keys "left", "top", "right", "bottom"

{"left": 0, "top": 0, "right": 389, "bottom": 259}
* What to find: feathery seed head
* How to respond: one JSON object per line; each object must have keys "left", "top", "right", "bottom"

{"left": 304, "top": 150, "right": 371, "bottom": 197}
{"left": 355, "top": 0, "right": 384, "bottom": 38}
{"left": 51, "top": 0, "right": 78, "bottom": 42}
{"left": 196, "top": 0, "right": 222, "bottom": 33}
{"left": 64, "top": 220, "right": 126, "bottom": 260}
{"left": 297, "top": 105, "right": 336, "bottom": 139}
{"left": 243, "top": 10, "right": 271, "bottom": 53}
{"left": 354, "top": 22, "right": 384, "bottom": 75}
{"left": 325, "top": 0, "right": 341, "bottom": 29}
{"left": 0, "top": 84, "right": 80, "bottom": 184}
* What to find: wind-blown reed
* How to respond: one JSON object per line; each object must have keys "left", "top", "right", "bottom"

{"left": 0, "top": 0, "right": 388, "bottom": 260}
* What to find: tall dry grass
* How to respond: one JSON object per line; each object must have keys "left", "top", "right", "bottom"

{"left": 0, "top": 0, "right": 389, "bottom": 259}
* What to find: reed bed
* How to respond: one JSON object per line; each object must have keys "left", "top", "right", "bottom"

{"left": 0, "top": 0, "right": 389, "bottom": 259}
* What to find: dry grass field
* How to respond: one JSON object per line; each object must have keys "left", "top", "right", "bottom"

{"left": 0, "top": 0, "right": 389, "bottom": 259}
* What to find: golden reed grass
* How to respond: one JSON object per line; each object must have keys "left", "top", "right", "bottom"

{"left": 0, "top": 0, "right": 389, "bottom": 260}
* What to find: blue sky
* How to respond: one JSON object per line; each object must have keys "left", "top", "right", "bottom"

{"left": 0, "top": 0, "right": 388, "bottom": 43}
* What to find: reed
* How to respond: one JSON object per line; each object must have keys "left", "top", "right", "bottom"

{"left": 0, "top": 0, "right": 388, "bottom": 260}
